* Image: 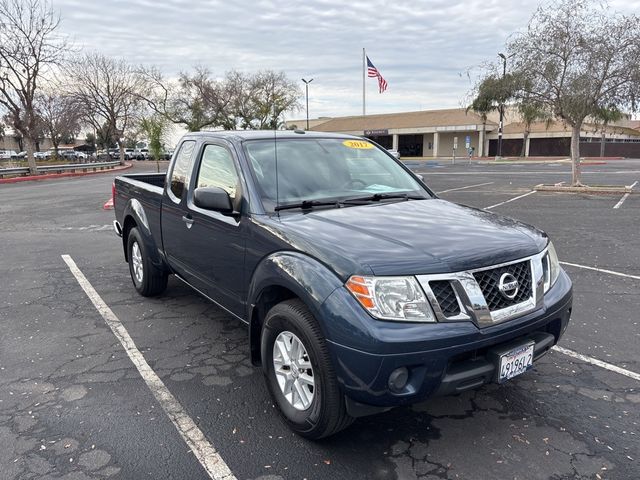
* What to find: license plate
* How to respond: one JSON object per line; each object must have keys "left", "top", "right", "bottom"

{"left": 498, "top": 342, "right": 534, "bottom": 383}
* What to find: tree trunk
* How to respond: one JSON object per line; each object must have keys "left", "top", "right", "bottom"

{"left": 600, "top": 132, "right": 605, "bottom": 158}
{"left": 570, "top": 124, "right": 582, "bottom": 186}
{"left": 25, "top": 137, "right": 37, "bottom": 175}
{"left": 521, "top": 131, "right": 529, "bottom": 157}
{"left": 119, "top": 145, "right": 125, "bottom": 165}
{"left": 481, "top": 121, "right": 486, "bottom": 157}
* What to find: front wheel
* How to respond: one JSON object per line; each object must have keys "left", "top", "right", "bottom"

{"left": 127, "top": 227, "right": 168, "bottom": 297}
{"left": 261, "top": 299, "right": 353, "bottom": 439}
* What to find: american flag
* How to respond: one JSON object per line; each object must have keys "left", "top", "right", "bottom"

{"left": 366, "top": 56, "right": 388, "bottom": 93}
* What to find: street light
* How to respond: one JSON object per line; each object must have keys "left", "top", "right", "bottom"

{"left": 302, "top": 78, "right": 313, "bottom": 130}
{"left": 497, "top": 52, "right": 514, "bottom": 158}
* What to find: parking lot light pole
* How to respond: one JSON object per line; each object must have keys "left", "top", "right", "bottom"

{"left": 302, "top": 78, "right": 313, "bottom": 130}
{"left": 497, "top": 52, "right": 514, "bottom": 159}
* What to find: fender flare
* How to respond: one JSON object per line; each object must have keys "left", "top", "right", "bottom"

{"left": 121, "top": 198, "right": 165, "bottom": 269}
{"left": 246, "top": 251, "right": 344, "bottom": 364}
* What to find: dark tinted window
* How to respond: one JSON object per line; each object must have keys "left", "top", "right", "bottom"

{"left": 243, "top": 138, "right": 428, "bottom": 210}
{"left": 169, "top": 140, "right": 196, "bottom": 201}
{"left": 196, "top": 145, "right": 239, "bottom": 200}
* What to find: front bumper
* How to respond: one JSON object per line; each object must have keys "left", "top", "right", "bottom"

{"left": 321, "top": 269, "right": 572, "bottom": 414}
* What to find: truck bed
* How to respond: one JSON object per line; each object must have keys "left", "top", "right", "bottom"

{"left": 119, "top": 172, "right": 166, "bottom": 188}
{"left": 114, "top": 173, "right": 166, "bottom": 249}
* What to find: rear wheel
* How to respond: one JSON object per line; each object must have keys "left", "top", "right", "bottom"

{"left": 261, "top": 299, "right": 353, "bottom": 439}
{"left": 127, "top": 227, "right": 168, "bottom": 296}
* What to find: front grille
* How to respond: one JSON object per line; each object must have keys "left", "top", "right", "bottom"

{"left": 430, "top": 280, "right": 461, "bottom": 317}
{"left": 473, "top": 260, "right": 532, "bottom": 311}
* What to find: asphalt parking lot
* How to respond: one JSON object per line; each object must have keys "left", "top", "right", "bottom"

{"left": 1, "top": 159, "right": 638, "bottom": 480}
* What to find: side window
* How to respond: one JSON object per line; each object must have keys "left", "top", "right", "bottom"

{"left": 169, "top": 140, "right": 196, "bottom": 201}
{"left": 196, "top": 144, "right": 239, "bottom": 200}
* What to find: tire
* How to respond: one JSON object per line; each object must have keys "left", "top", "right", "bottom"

{"left": 261, "top": 299, "right": 353, "bottom": 439}
{"left": 127, "top": 227, "right": 168, "bottom": 297}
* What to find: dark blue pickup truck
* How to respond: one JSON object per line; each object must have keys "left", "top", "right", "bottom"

{"left": 113, "top": 131, "right": 572, "bottom": 438}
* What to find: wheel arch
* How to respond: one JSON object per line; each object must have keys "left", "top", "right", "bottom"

{"left": 247, "top": 252, "right": 343, "bottom": 366}
{"left": 121, "top": 199, "right": 165, "bottom": 269}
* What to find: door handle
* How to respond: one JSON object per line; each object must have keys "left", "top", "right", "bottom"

{"left": 181, "top": 214, "right": 194, "bottom": 228}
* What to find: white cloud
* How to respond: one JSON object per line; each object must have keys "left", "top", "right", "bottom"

{"left": 54, "top": 0, "right": 640, "bottom": 119}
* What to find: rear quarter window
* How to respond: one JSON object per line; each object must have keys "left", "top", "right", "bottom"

{"left": 169, "top": 140, "right": 196, "bottom": 202}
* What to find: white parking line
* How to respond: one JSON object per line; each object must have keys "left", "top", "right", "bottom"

{"left": 552, "top": 346, "right": 640, "bottom": 382}
{"left": 613, "top": 193, "right": 631, "bottom": 209}
{"left": 485, "top": 190, "right": 536, "bottom": 210}
{"left": 613, "top": 180, "right": 638, "bottom": 209}
{"left": 61, "top": 255, "right": 236, "bottom": 480}
{"left": 436, "top": 182, "right": 494, "bottom": 194}
{"left": 560, "top": 261, "right": 640, "bottom": 280}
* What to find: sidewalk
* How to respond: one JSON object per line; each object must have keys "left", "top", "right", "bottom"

{"left": 401, "top": 156, "right": 626, "bottom": 165}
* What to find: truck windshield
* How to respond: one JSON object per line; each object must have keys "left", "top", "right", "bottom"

{"left": 243, "top": 138, "right": 431, "bottom": 211}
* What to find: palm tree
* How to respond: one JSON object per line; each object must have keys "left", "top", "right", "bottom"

{"left": 518, "top": 100, "right": 551, "bottom": 157}
{"left": 593, "top": 106, "right": 624, "bottom": 157}
{"left": 467, "top": 74, "right": 514, "bottom": 157}
{"left": 467, "top": 95, "right": 494, "bottom": 157}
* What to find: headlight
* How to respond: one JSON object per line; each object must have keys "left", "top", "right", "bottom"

{"left": 345, "top": 275, "right": 436, "bottom": 322}
{"left": 542, "top": 242, "right": 560, "bottom": 293}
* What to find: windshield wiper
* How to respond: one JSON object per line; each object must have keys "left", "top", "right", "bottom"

{"left": 342, "top": 193, "right": 426, "bottom": 204}
{"left": 274, "top": 199, "right": 342, "bottom": 211}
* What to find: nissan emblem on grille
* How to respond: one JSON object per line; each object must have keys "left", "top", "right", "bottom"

{"left": 498, "top": 273, "right": 519, "bottom": 299}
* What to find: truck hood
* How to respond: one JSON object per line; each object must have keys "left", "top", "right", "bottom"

{"left": 261, "top": 198, "right": 547, "bottom": 280}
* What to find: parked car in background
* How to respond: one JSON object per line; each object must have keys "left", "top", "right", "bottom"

{"left": 163, "top": 149, "right": 174, "bottom": 160}
{"left": 0, "top": 150, "right": 19, "bottom": 159}
{"left": 134, "top": 148, "right": 149, "bottom": 160}
{"left": 16, "top": 151, "right": 27, "bottom": 158}
{"left": 124, "top": 148, "right": 136, "bottom": 160}
{"left": 61, "top": 150, "right": 79, "bottom": 161}
{"left": 34, "top": 151, "right": 51, "bottom": 159}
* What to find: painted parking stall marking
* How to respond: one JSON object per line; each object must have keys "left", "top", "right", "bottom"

{"left": 552, "top": 346, "right": 640, "bottom": 382}
{"left": 485, "top": 190, "right": 536, "bottom": 210}
{"left": 61, "top": 254, "right": 236, "bottom": 480}
{"left": 436, "top": 182, "right": 494, "bottom": 194}
{"left": 560, "top": 261, "right": 640, "bottom": 281}
{"left": 612, "top": 180, "right": 637, "bottom": 209}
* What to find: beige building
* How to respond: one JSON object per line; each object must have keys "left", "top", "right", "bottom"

{"left": 486, "top": 121, "right": 640, "bottom": 157}
{"left": 292, "top": 107, "right": 640, "bottom": 158}
{"left": 295, "top": 108, "right": 497, "bottom": 158}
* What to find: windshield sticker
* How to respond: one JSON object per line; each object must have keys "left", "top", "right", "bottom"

{"left": 342, "top": 140, "right": 374, "bottom": 149}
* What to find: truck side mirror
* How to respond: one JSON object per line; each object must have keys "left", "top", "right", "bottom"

{"left": 193, "top": 187, "right": 233, "bottom": 213}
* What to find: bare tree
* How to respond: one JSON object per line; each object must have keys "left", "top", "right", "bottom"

{"left": 68, "top": 53, "right": 144, "bottom": 164}
{"left": 0, "top": 0, "right": 68, "bottom": 173}
{"left": 507, "top": 0, "right": 640, "bottom": 185}
{"left": 139, "top": 66, "right": 233, "bottom": 132}
{"left": 233, "top": 71, "right": 301, "bottom": 130}
{"left": 37, "top": 91, "right": 81, "bottom": 157}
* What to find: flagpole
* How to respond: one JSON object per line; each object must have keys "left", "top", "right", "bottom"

{"left": 362, "top": 47, "right": 366, "bottom": 117}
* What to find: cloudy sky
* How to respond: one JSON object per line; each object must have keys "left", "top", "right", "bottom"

{"left": 55, "top": 0, "right": 639, "bottom": 122}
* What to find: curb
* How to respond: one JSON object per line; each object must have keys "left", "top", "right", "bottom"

{"left": 534, "top": 184, "right": 635, "bottom": 194}
{"left": 0, "top": 162, "right": 132, "bottom": 184}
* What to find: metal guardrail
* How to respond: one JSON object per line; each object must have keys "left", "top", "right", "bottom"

{"left": 0, "top": 161, "right": 120, "bottom": 179}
